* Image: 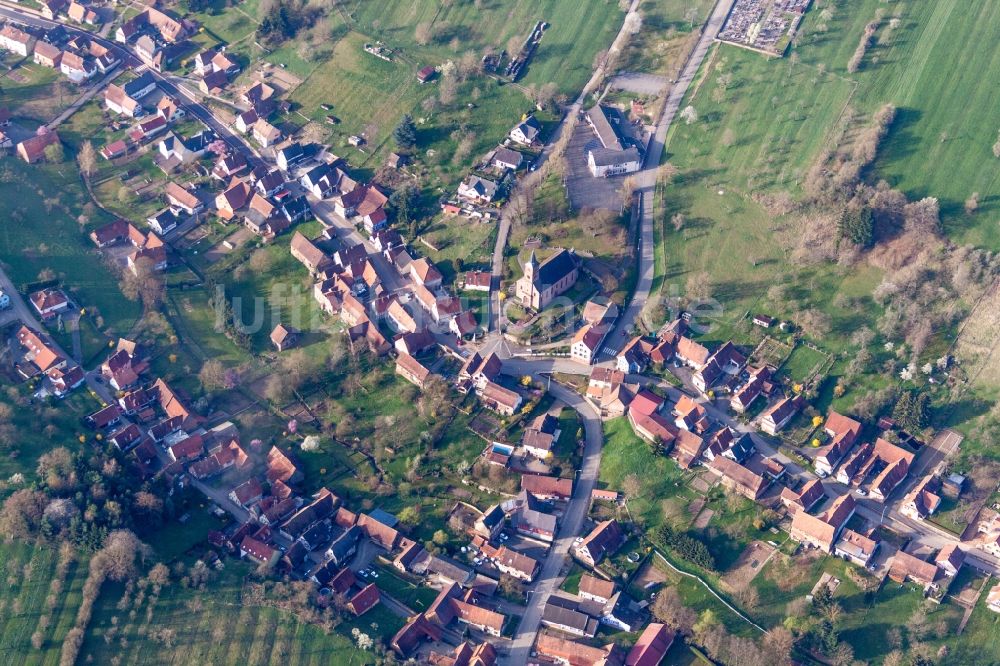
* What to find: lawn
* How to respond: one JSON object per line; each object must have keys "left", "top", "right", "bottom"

{"left": 669, "top": 0, "right": 1000, "bottom": 250}
{"left": 0, "top": 379, "right": 103, "bottom": 486}
{"left": 289, "top": 30, "right": 536, "bottom": 186}
{"left": 599, "top": 417, "right": 696, "bottom": 530}
{"left": 1, "top": 55, "right": 75, "bottom": 125}
{"left": 778, "top": 344, "right": 830, "bottom": 384}
{"left": 0, "top": 160, "right": 142, "bottom": 336}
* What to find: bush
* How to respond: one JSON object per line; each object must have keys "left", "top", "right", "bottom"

{"left": 652, "top": 525, "right": 715, "bottom": 570}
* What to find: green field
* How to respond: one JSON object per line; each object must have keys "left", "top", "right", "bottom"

{"left": 599, "top": 418, "right": 696, "bottom": 529}
{"left": 81, "top": 561, "right": 376, "bottom": 665}
{"left": 0, "top": 541, "right": 90, "bottom": 665}
{"left": 341, "top": 0, "right": 623, "bottom": 95}
{"left": 668, "top": 0, "right": 1000, "bottom": 249}
{"left": 799, "top": 0, "right": 1000, "bottom": 249}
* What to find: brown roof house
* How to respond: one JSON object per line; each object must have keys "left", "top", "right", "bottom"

{"left": 789, "top": 492, "right": 856, "bottom": 552}
{"left": 17, "top": 129, "right": 60, "bottom": 164}
{"left": 395, "top": 352, "right": 432, "bottom": 389}
{"left": 269, "top": 324, "right": 298, "bottom": 351}
{"left": 575, "top": 519, "right": 624, "bottom": 567}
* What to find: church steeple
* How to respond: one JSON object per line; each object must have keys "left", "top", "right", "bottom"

{"left": 525, "top": 250, "right": 538, "bottom": 281}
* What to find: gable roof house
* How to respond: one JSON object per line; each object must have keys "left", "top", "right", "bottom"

{"left": 17, "top": 130, "right": 61, "bottom": 164}
{"left": 165, "top": 181, "right": 204, "bottom": 215}
{"left": 626, "top": 622, "right": 675, "bottom": 666}
{"left": 395, "top": 352, "right": 432, "bottom": 388}
{"left": 215, "top": 179, "right": 252, "bottom": 220}
{"left": 691, "top": 341, "right": 746, "bottom": 393}
{"left": 521, "top": 475, "right": 573, "bottom": 501}
{"left": 289, "top": 231, "right": 332, "bottom": 274}
{"left": 888, "top": 550, "right": 940, "bottom": 591}
{"left": 674, "top": 336, "right": 710, "bottom": 368}
{"left": 104, "top": 83, "right": 144, "bottom": 117}
{"left": 626, "top": 389, "right": 676, "bottom": 448}
{"left": 814, "top": 411, "right": 863, "bottom": 476}
{"left": 900, "top": 475, "right": 943, "bottom": 521}
{"left": 578, "top": 574, "right": 616, "bottom": 605}
{"left": 833, "top": 528, "right": 880, "bottom": 568}
{"left": 616, "top": 336, "right": 654, "bottom": 374}
{"left": 509, "top": 115, "right": 541, "bottom": 145}
{"left": 710, "top": 456, "right": 773, "bottom": 500}
{"left": 575, "top": 519, "right": 624, "bottom": 567}
{"left": 252, "top": 118, "right": 282, "bottom": 147}
{"left": 759, "top": 395, "right": 804, "bottom": 435}
{"left": 0, "top": 25, "right": 36, "bottom": 57}
{"left": 33, "top": 40, "right": 63, "bottom": 68}
{"left": 570, "top": 323, "right": 608, "bottom": 366}
{"left": 779, "top": 477, "right": 825, "bottom": 515}
{"left": 789, "top": 492, "right": 856, "bottom": 552}
{"left": 457, "top": 175, "right": 499, "bottom": 204}
{"left": 584, "top": 105, "right": 642, "bottom": 177}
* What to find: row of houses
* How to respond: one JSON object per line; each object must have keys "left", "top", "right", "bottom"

{"left": 1, "top": 23, "right": 120, "bottom": 83}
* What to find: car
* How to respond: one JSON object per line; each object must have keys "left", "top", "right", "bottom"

{"left": 371, "top": 571, "right": 379, "bottom": 578}
{"left": 358, "top": 569, "right": 368, "bottom": 577}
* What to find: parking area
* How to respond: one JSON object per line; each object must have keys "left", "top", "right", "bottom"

{"left": 564, "top": 120, "right": 626, "bottom": 212}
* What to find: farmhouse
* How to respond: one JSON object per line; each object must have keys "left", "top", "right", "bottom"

{"left": 789, "top": 492, "right": 856, "bottom": 552}
{"left": 33, "top": 41, "right": 63, "bottom": 67}
{"left": 900, "top": 474, "right": 942, "bottom": 520}
{"left": 759, "top": 395, "right": 804, "bottom": 435}
{"left": 535, "top": 634, "right": 622, "bottom": 666}
{"left": 578, "top": 574, "right": 616, "bottom": 604}
{"left": 0, "top": 25, "right": 36, "bottom": 57}
{"left": 834, "top": 529, "right": 879, "bottom": 568}
{"left": 779, "top": 477, "right": 825, "bottom": 515}
{"left": 571, "top": 324, "right": 607, "bottom": 366}
{"left": 395, "top": 352, "right": 431, "bottom": 389}
{"left": 17, "top": 130, "right": 61, "bottom": 164}
{"left": 575, "top": 519, "right": 624, "bottom": 567}
{"left": 542, "top": 595, "right": 599, "bottom": 638}
{"left": 521, "top": 475, "right": 573, "bottom": 501}
{"left": 626, "top": 623, "right": 675, "bottom": 666}
{"left": 888, "top": 550, "right": 939, "bottom": 590}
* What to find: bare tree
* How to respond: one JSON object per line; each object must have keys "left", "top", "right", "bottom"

{"left": 78, "top": 141, "right": 97, "bottom": 179}
{"left": 965, "top": 191, "right": 980, "bottom": 215}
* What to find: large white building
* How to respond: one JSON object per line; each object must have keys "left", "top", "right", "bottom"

{"left": 584, "top": 105, "right": 642, "bottom": 177}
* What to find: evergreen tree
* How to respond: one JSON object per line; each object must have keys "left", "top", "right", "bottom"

{"left": 392, "top": 114, "right": 417, "bottom": 149}
{"left": 838, "top": 206, "right": 875, "bottom": 247}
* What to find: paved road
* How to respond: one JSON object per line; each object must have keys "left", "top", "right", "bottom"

{"left": 487, "top": 0, "right": 645, "bottom": 333}
{"left": 599, "top": 0, "right": 737, "bottom": 358}
{"left": 498, "top": 373, "right": 603, "bottom": 666}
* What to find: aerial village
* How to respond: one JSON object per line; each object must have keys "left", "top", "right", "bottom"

{"left": 1, "top": 0, "right": 998, "bottom": 664}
